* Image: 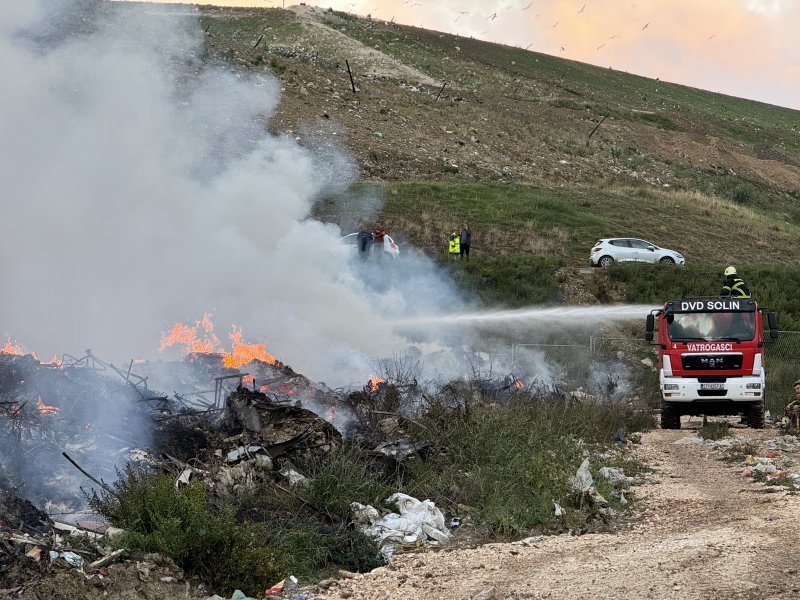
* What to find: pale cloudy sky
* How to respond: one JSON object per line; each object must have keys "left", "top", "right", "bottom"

{"left": 155, "top": 0, "right": 800, "bottom": 110}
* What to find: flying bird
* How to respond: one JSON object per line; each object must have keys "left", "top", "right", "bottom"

{"left": 608, "top": 33, "right": 621, "bottom": 39}
{"left": 488, "top": 12, "right": 497, "bottom": 20}
{"left": 560, "top": 45, "right": 565, "bottom": 52}
{"left": 578, "top": 4, "right": 585, "bottom": 13}
{"left": 707, "top": 33, "right": 716, "bottom": 40}
{"left": 642, "top": 22, "right": 649, "bottom": 30}
{"left": 596, "top": 43, "right": 605, "bottom": 50}
{"left": 525, "top": 42, "right": 533, "bottom": 49}
{"left": 552, "top": 21, "right": 559, "bottom": 27}
{"left": 522, "top": 1, "right": 533, "bottom": 9}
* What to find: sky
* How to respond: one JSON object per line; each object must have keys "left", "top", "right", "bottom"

{"left": 151, "top": 0, "right": 800, "bottom": 111}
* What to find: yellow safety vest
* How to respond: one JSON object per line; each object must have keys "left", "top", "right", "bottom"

{"left": 449, "top": 234, "right": 460, "bottom": 254}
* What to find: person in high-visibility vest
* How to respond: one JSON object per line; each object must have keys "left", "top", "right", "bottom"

{"left": 720, "top": 266, "right": 751, "bottom": 298}
{"left": 448, "top": 228, "right": 460, "bottom": 259}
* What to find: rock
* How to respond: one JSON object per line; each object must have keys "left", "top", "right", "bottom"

{"left": 473, "top": 586, "right": 498, "bottom": 599}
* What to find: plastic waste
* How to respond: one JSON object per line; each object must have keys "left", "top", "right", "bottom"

{"left": 265, "top": 575, "right": 298, "bottom": 596}
{"left": 230, "top": 591, "right": 255, "bottom": 600}
{"left": 569, "top": 458, "right": 594, "bottom": 493}
{"left": 351, "top": 493, "right": 451, "bottom": 559}
{"left": 553, "top": 500, "right": 563, "bottom": 516}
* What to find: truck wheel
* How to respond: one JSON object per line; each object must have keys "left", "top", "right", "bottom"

{"left": 745, "top": 402, "right": 765, "bottom": 429}
{"left": 660, "top": 402, "right": 681, "bottom": 429}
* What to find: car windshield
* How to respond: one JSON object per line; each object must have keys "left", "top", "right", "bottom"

{"left": 667, "top": 311, "right": 755, "bottom": 342}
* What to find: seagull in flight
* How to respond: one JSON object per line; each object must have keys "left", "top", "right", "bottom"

{"left": 522, "top": 1, "right": 533, "bottom": 9}
{"left": 560, "top": 45, "right": 565, "bottom": 52}
{"left": 578, "top": 4, "right": 585, "bottom": 13}
{"left": 642, "top": 22, "right": 649, "bottom": 30}
{"left": 488, "top": 12, "right": 497, "bottom": 20}
{"left": 525, "top": 42, "right": 533, "bottom": 49}
{"left": 596, "top": 42, "right": 605, "bottom": 50}
{"left": 707, "top": 33, "right": 716, "bottom": 40}
{"left": 552, "top": 21, "right": 559, "bottom": 27}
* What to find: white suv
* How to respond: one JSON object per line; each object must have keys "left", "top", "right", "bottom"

{"left": 589, "top": 238, "right": 685, "bottom": 267}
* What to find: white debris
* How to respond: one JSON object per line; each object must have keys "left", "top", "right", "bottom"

{"left": 599, "top": 466, "right": 631, "bottom": 484}
{"left": 569, "top": 458, "right": 594, "bottom": 493}
{"left": 351, "top": 493, "right": 451, "bottom": 559}
{"left": 553, "top": 500, "right": 563, "bottom": 516}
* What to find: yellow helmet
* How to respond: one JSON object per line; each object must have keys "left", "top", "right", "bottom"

{"left": 724, "top": 266, "right": 737, "bottom": 277}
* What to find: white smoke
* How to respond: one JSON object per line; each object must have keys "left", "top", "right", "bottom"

{"left": 0, "top": 0, "right": 475, "bottom": 387}
{"left": 0, "top": 1, "right": 654, "bottom": 391}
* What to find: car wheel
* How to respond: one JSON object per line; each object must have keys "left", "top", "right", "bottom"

{"left": 660, "top": 257, "right": 675, "bottom": 264}
{"left": 598, "top": 255, "right": 614, "bottom": 268}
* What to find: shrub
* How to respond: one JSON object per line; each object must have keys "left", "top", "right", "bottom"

{"left": 89, "top": 466, "right": 287, "bottom": 597}
{"left": 403, "top": 395, "right": 654, "bottom": 536}
{"left": 698, "top": 421, "right": 730, "bottom": 440}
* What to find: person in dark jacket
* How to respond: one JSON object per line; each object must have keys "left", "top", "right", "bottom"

{"left": 720, "top": 266, "right": 751, "bottom": 298}
{"left": 356, "top": 226, "right": 372, "bottom": 256}
{"left": 459, "top": 223, "right": 471, "bottom": 261}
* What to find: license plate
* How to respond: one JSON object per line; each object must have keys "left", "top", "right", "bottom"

{"left": 700, "top": 383, "right": 725, "bottom": 390}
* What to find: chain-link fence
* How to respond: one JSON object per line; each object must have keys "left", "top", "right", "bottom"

{"left": 765, "top": 331, "right": 800, "bottom": 414}
{"left": 498, "top": 333, "right": 799, "bottom": 413}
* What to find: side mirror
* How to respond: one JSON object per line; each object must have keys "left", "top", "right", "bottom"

{"left": 645, "top": 314, "right": 654, "bottom": 342}
{"left": 768, "top": 312, "right": 778, "bottom": 330}
{"left": 647, "top": 246, "right": 656, "bottom": 251}
{"left": 768, "top": 312, "right": 779, "bottom": 339}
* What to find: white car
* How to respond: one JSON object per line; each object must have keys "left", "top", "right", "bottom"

{"left": 589, "top": 238, "right": 685, "bottom": 267}
{"left": 339, "top": 232, "right": 400, "bottom": 258}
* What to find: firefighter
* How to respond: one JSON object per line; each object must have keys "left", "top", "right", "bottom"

{"left": 720, "top": 266, "right": 751, "bottom": 299}
{"left": 448, "top": 228, "right": 460, "bottom": 260}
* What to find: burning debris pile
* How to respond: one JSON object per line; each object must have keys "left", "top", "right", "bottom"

{"left": 0, "top": 344, "right": 353, "bottom": 515}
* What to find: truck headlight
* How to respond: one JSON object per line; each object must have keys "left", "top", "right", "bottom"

{"left": 746, "top": 383, "right": 762, "bottom": 390}
{"left": 663, "top": 384, "right": 679, "bottom": 391}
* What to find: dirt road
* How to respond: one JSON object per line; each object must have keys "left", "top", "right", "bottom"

{"left": 318, "top": 423, "right": 800, "bottom": 599}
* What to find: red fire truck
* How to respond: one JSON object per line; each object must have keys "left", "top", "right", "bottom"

{"left": 645, "top": 298, "right": 778, "bottom": 429}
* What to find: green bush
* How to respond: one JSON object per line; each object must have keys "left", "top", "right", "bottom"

{"left": 404, "top": 396, "right": 654, "bottom": 536}
{"left": 89, "top": 467, "right": 287, "bottom": 597}
{"left": 235, "top": 445, "right": 389, "bottom": 579}
{"left": 456, "top": 257, "right": 565, "bottom": 307}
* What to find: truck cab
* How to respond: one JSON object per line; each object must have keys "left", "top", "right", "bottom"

{"left": 645, "top": 297, "right": 778, "bottom": 429}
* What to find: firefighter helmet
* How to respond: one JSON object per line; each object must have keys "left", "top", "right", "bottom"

{"left": 724, "top": 266, "right": 737, "bottom": 277}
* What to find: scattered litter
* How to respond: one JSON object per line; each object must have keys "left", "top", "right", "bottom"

{"left": 265, "top": 575, "right": 298, "bottom": 596}
{"left": 351, "top": 493, "right": 451, "bottom": 559}
{"left": 48, "top": 550, "right": 84, "bottom": 568}
{"left": 569, "top": 458, "right": 594, "bottom": 493}
{"left": 599, "top": 466, "right": 631, "bottom": 485}
{"left": 673, "top": 436, "right": 704, "bottom": 445}
{"left": 553, "top": 500, "right": 563, "bottom": 516}
{"left": 373, "top": 131, "right": 383, "bottom": 139}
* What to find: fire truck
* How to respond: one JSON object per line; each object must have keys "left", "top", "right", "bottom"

{"left": 645, "top": 298, "right": 778, "bottom": 429}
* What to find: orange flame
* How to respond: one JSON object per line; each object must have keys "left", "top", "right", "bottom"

{"left": 514, "top": 378, "right": 524, "bottom": 390}
{"left": 159, "top": 312, "right": 221, "bottom": 354}
{"left": 1, "top": 338, "right": 24, "bottom": 355}
{"left": 222, "top": 327, "right": 278, "bottom": 368}
{"left": 36, "top": 397, "right": 59, "bottom": 415}
{"left": 160, "top": 315, "right": 278, "bottom": 368}
{"left": 368, "top": 377, "right": 386, "bottom": 392}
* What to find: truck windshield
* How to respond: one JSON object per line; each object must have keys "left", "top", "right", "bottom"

{"left": 667, "top": 311, "right": 755, "bottom": 342}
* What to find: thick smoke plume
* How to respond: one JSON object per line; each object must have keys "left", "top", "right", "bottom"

{"left": 0, "top": 1, "right": 653, "bottom": 391}
{"left": 0, "top": 0, "right": 472, "bottom": 387}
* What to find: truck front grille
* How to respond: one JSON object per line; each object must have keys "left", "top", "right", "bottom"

{"left": 681, "top": 354, "right": 742, "bottom": 370}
